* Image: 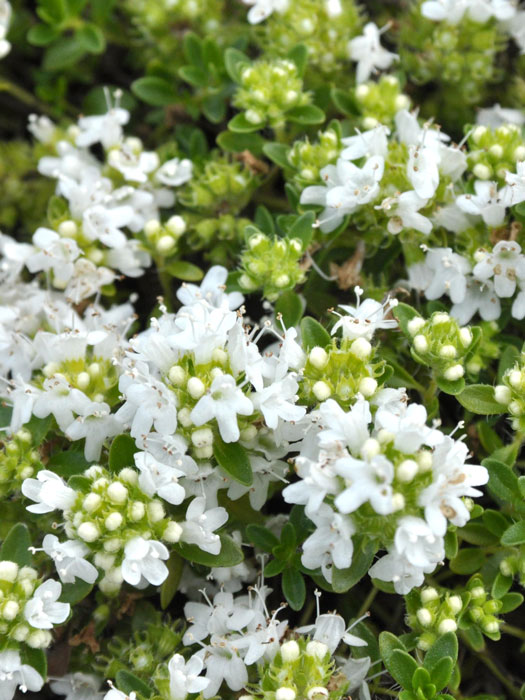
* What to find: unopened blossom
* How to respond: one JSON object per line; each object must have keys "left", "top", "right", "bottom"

{"left": 348, "top": 23, "right": 398, "bottom": 84}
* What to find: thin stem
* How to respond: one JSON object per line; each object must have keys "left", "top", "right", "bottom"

{"left": 357, "top": 584, "right": 378, "bottom": 619}
{"left": 370, "top": 685, "right": 399, "bottom": 697}
{"left": 501, "top": 623, "right": 525, "bottom": 641}
{"left": 461, "top": 632, "right": 522, "bottom": 700}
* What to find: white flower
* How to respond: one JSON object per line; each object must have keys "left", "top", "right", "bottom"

{"left": 451, "top": 277, "right": 501, "bottom": 324}
{"left": 177, "top": 265, "right": 244, "bottom": 311}
{"left": 117, "top": 365, "right": 178, "bottom": 439}
{"left": 26, "top": 228, "right": 80, "bottom": 286}
{"left": 298, "top": 606, "right": 367, "bottom": 653}
{"left": 134, "top": 451, "right": 186, "bottom": 505}
{"left": 301, "top": 156, "right": 384, "bottom": 233}
{"left": 394, "top": 516, "right": 444, "bottom": 569}
{"left": 378, "top": 190, "right": 432, "bottom": 235}
{"left": 32, "top": 374, "right": 92, "bottom": 432}
{"left": 155, "top": 158, "right": 193, "bottom": 186}
{"left": 82, "top": 204, "right": 134, "bottom": 248}
{"left": 108, "top": 146, "right": 159, "bottom": 184}
{"left": 348, "top": 22, "right": 398, "bottom": 84}
{"left": 335, "top": 452, "right": 394, "bottom": 515}
{"left": 407, "top": 145, "right": 440, "bottom": 199}
{"left": 424, "top": 247, "right": 471, "bottom": 304}
{"left": 476, "top": 103, "right": 525, "bottom": 128}
{"left": 301, "top": 505, "right": 355, "bottom": 581}
{"left": 181, "top": 496, "right": 228, "bottom": 555}
{"left": 21, "top": 470, "right": 76, "bottom": 514}
{"left": 190, "top": 373, "right": 253, "bottom": 443}
{"left": 456, "top": 181, "right": 507, "bottom": 227}
{"left": 242, "top": 0, "right": 289, "bottom": 24}
{"left": 76, "top": 104, "right": 130, "bottom": 149}
{"left": 421, "top": 0, "right": 469, "bottom": 23}
{"left": 369, "top": 550, "right": 432, "bottom": 594}
{"left": 66, "top": 402, "right": 123, "bottom": 461}
{"left": 317, "top": 397, "right": 371, "bottom": 454}
{"left": 50, "top": 673, "right": 103, "bottom": 700}
{"left": 168, "top": 653, "right": 210, "bottom": 700}
{"left": 24, "top": 579, "right": 70, "bottom": 629}
{"left": 331, "top": 290, "right": 397, "bottom": 340}
{"left": 0, "top": 650, "right": 44, "bottom": 699}
{"left": 65, "top": 259, "right": 116, "bottom": 304}
{"left": 419, "top": 437, "right": 488, "bottom": 535}
{"left": 340, "top": 125, "right": 390, "bottom": 161}
{"left": 252, "top": 374, "right": 305, "bottom": 429}
{"left": 374, "top": 399, "right": 442, "bottom": 453}
{"left": 502, "top": 161, "right": 525, "bottom": 206}
{"left": 42, "top": 535, "right": 98, "bottom": 585}
{"left": 283, "top": 452, "right": 340, "bottom": 516}
{"left": 121, "top": 537, "right": 169, "bottom": 587}
{"left": 473, "top": 241, "right": 525, "bottom": 297}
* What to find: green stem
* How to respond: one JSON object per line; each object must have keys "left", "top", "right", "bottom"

{"left": 501, "top": 623, "right": 525, "bottom": 641}
{"left": 357, "top": 584, "right": 378, "bottom": 619}
{"left": 156, "top": 261, "right": 174, "bottom": 312}
{"left": 462, "top": 634, "right": 522, "bottom": 700}
{"left": 422, "top": 378, "right": 438, "bottom": 408}
{"left": 0, "top": 80, "right": 74, "bottom": 117}
{"left": 370, "top": 686, "right": 399, "bottom": 697}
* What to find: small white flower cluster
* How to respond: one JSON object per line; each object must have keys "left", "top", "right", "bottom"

{"left": 421, "top": 0, "right": 525, "bottom": 53}
{"left": 179, "top": 586, "right": 368, "bottom": 699}
{"left": 301, "top": 110, "right": 467, "bottom": 234}
{"left": 115, "top": 265, "right": 305, "bottom": 507}
{"left": 412, "top": 240, "right": 525, "bottom": 324}
{"left": 25, "top": 95, "right": 192, "bottom": 301}
{"left": 283, "top": 390, "right": 488, "bottom": 594}
{"left": 0, "top": 560, "right": 70, "bottom": 650}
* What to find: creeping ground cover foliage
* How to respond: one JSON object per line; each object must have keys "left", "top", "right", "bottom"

{"left": 6, "top": 2, "right": 525, "bottom": 700}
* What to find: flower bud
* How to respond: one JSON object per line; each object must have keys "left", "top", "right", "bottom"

{"left": 358, "top": 377, "right": 378, "bottom": 397}
{"left": 494, "top": 385, "right": 511, "bottom": 405}
{"left": 0, "top": 561, "right": 18, "bottom": 582}
{"left": 413, "top": 335, "right": 428, "bottom": 353}
{"left": 281, "top": 640, "right": 300, "bottom": 662}
{"left": 350, "top": 338, "right": 372, "bottom": 359}
{"left": 309, "top": 346, "right": 329, "bottom": 369}
{"left": 416, "top": 608, "right": 433, "bottom": 627}
{"left": 313, "top": 381, "right": 331, "bottom": 401}
{"left": 77, "top": 522, "right": 100, "bottom": 543}
{"left": 407, "top": 317, "right": 425, "bottom": 335}
{"left": 421, "top": 587, "right": 439, "bottom": 603}
{"left": 306, "top": 640, "right": 328, "bottom": 659}
{"left": 443, "top": 364, "right": 464, "bottom": 381}
{"left": 107, "top": 482, "right": 128, "bottom": 504}
{"left": 397, "top": 459, "right": 418, "bottom": 482}
{"left": 163, "top": 521, "right": 183, "bottom": 543}
{"left": 187, "top": 377, "right": 205, "bottom": 399}
{"left": 438, "top": 618, "right": 457, "bottom": 634}
{"left": 276, "top": 689, "right": 296, "bottom": 700}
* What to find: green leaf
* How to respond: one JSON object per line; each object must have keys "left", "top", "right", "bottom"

{"left": 108, "top": 434, "right": 137, "bottom": 473}
{"left": 160, "top": 552, "right": 184, "bottom": 609}
{"left": 77, "top": 24, "right": 105, "bottom": 53}
{"left": 458, "top": 522, "right": 498, "bottom": 547}
{"left": 444, "top": 529, "right": 458, "bottom": 559}
{"left": 393, "top": 302, "right": 420, "bottom": 336}
{"left": 60, "top": 579, "right": 93, "bottom": 604}
{"left": 332, "top": 539, "right": 376, "bottom": 593}
{"left": 202, "top": 93, "right": 227, "bottom": 124}
{"left": 477, "top": 421, "right": 503, "bottom": 454}
{"left": 246, "top": 524, "right": 279, "bottom": 552}
{"left": 27, "top": 414, "right": 54, "bottom": 445}
{"left": 254, "top": 205, "right": 275, "bottom": 235}
{"left": 387, "top": 649, "right": 418, "bottom": 690}
{"left": 214, "top": 436, "right": 253, "bottom": 486}
{"left": 164, "top": 260, "right": 204, "bottom": 282}
{"left": 178, "top": 65, "right": 208, "bottom": 87}
{"left": 436, "top": 375, "right": 465, "bottom": 395}
{"left": 288, "top": 211, "right": 315, "bottom": 248}
{"left": 216, "top": 130, "right": 265, "bottom": 154}
{"left": 483, "top": 457, "right": 520, "bottom": 503}
{"left": 482, "top": 509, "right": 509, "bottom": 538}
{"left": 499, "top": 591, "right": 524, "bottom": 613}
{"left": 175, "top": 534, "right": 244, "bottom": 567}
{"left": 424, "top": 632, "right": 458, "bottom": 670}
{"left": 498, "top": 344, "right": 520, "bottom": 382}
{"left": 275, "top": 291, "right": 304, "bottom": 328}
{"left": 262, "top": 142, "right": 291, "bottom": 169}
{"left": 43, "top": 36, "right": 87, "bottom": 70}
{"left": 131, "top": 76, "right": 177, "bottom": 106}
{"left": 287, "top": 43, "right": 308, "bottom": 76}
{"left": 264, "top": 557, "right": 286, "bottom": 576}
{"left": 282, "top": 567, "right": 306, "bottom": 610}
{"left": 456, "top": 385, "right": 503, "bottom": 415}
{"left": 20, "top": 647, "right": 47, "bottom": 682}
{"left": 0, "top": 524, "right": 32, "bottom": 566}
{"left": 115, "top": 671, "right": 154, "bottom": 699}
{"left": 183, "top": 32, "right": 204, "bottom": 68}
{"left": 450, "top": 548, "right": 485, "bottom": 574}
{"left": 224, "top": 48, "right": 250, "bottom": 82}
{"left": 491, "top": 572, "right": 512, "bottom": 599}
{"left": 300, "top": 316, "right": 331, "bottom": 350}
{"left": 463, "top": 624, "right": 485, "bottom": 651}
{"left": 501, "top": 520, "right": 525, "bottom": 545}
{"left": 228, "top": 113, "right": 261, "bottom": 133}
{"left": 379, "top": 631, "right": 407, "bottom": 664}
{"left": 37, "top": 0, "right": 68, "bottom": 24}
{"left": 331, "top": 87, "right": 358, "bottom": 116}
{"left": 430, "top": 657, "right": 454, "bottom": 692}
{"left": 286, "top": 104, "right": 325, "bottom": 125}
{"left": 27, "top": 23, "right": 60, "bottom": 46}
{"left": 48, "top": 447, "right": 90, "bottom": 478}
